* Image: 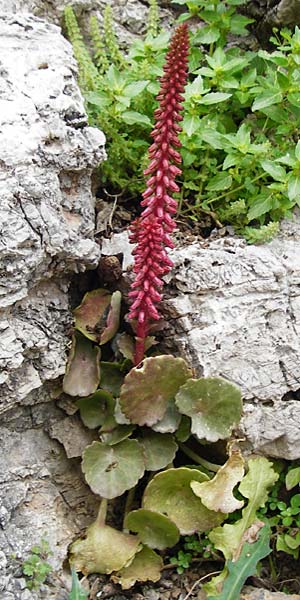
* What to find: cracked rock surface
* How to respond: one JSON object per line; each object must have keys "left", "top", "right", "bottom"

{"left": 166, "top": 221, "right": 300, "bottom": 459}
{"left": 0, "top": 13, "right": 104, "bottom": 597}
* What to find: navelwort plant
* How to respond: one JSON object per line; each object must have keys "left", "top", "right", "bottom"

{"left": 65, "top": 1, "right": 300, "bottom": 242}
{"left": 64, "top": 25, "right": 278, "bottom": 597}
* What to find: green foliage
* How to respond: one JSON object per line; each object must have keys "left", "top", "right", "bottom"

{"left": 207, "top": 524, "right": 272, "bottom": 600}
{"left": 69, "top": 567, "right": 88, "bottom": 600}
{"left": 65, "top": 290, "right": 274, "bottom": 592}
{"left": 170, "top": 534, "right": 215, "bottom": 574}
{"left": 64, "top": 1, "right": 300, "bottom": 241}
{"left": 22, "top": 539, "right": 53, "bottom": 591}
{"left": 258, "top": 460, "right": 300, "bottom": 560}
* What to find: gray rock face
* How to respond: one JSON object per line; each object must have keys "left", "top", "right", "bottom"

{"left": 0, "top": 0, "right": 174, "bottom": 47}
{"left": 0, "top": 13, "right": 104, "bottom": 596}
{"left": 0, "top": 14, "right": 105, "bottom": 412}
{"left": 166, "top": 221, "right": 300, "bottom": 459}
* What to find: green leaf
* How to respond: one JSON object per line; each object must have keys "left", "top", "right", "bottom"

{"left": 63, "top": 333, "right": 100, "bottom": 397}
{"left": 247, "top": 195, "right": 274, "bottom": 221}
{"left": 124, "top": 509, "right": 180, "bottom": 550}
{"left": 206, "top": 173, "right": 232, "bottom": 192}
{"left": 200, "top": 92, "right": 232, "bottom": 105}
{"left": 69, "top": 568, "right": 88, "bottom": 600}
{"left": 191, "top": 450, "right": 245, "bottom": 513}
{"left": 123, "top": 80, "right": 149, "bottom": 98}
{"left": 85, "top": 92, "right": 110, "bottom": 109}
{"left": 106, "top": 64, "right": 123, "bottom": 89}
{"left": 209, "top": 457, "right": 279, "bottom": 561}
{"left": 175, "top": 377, "right": 242, "bottom": 442}
{"left": 295, "top": 141, "right": 300, "bottom": 161}
{"left": 201, "top": 129, "right": 225, "bottom": 150}
{"left": 152, "top": 400, "right": 181, "bottom": 433}
{"left": 184, "top": 75, "right": 205, "bottom": 100}
{"left": 73, "top": 288, "right": 111, "bottom": 343}
{"left": 120, "top": 355, "right": 192, "bottom": 427}
{"left": 260, "top": 160, "right": 286, "bottom": 182}
{"left": 286, "top": 467, "right": 300, "bottom": 491}
{"left": 99, "top": 290, "right": 121, "bottom": 345}
{"left": 120, "top": 111, "right": 152, "bottom": 127}
{"left": 288, "top": 174, "right": 300, "bottom": 203}
{"left": 112, "top": 546, "right": 163, "bottom": 589}
{"left": 70, "top": 520, "right": 140, "bottom": 575}
{"left": 76, "top": 390, "right": 114, "bottom": 429}
{"left": 100, "top": 424, "right": 135, "bottom": 446}
{"left": 100, "top": 362, "right": 124, "bottom": 397}
{"left": 207, "top": 523, "right": 271, "bottom": 600}
{"left": 82, "top": 440, "right": 145, "bottom": 499}
{"left": 139, "top": 431, "right": 178, "bottom": 471}
{"left": 143, "top": 467, "right": 224, "bottom": 535}
{"left": 252, "top": 90, "right": 283, "bottom": 111}
{"left": 183, "top": 114, "right": 200, "bottom": 137}
{"left": 193, "top": 26, "right": 220, "bottom": 45}
{"left": 277, "top": 534, "right": 299, "bottom": 559}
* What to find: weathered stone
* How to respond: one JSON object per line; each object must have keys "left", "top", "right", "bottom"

{"left": 241, "top": 587, "right": 300, "bottom": 600}
{"left": 164, "top": 221, "right": 300, "bottom": 459}
{"left": 0, "top": 0, "right": 174, "bottom": 47}
{"left": 0, "top": 14, "right": 105, "bottom": 413}
{"left": 0, "top": 13, "right": 104, "bottom": 597}
{"left": 0, "top": 401, "right": 98, "bottom": 599}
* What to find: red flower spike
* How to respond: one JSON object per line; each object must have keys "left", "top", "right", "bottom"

{"left": 127, "top": 23, "right": 189, "bottom": 366}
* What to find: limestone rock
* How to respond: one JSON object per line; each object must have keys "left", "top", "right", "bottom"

{"left": 0, "top": 0, "right": 174, "bottom": 47}
{"left": 0, "top": 401, "right": 98, "bottom": 599}
{"left": 0, "top": 14, "right": 105, "bottom": 413}
{"left": 241, "top": 587, "right": 300, "bottom": 600}
{"left": 0, "top": 13, "right": 104, "bottom": 597}
{"left": 164, "top": 220, "right": 300, "bottom": 459}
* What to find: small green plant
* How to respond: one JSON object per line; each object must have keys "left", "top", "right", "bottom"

{"left": 170, "top": 534, "right": 215, "bottom": 573}
{"left": 258, "top": 461, "right": 300, "bottom": 560}
{"left": 22, "top": 539, "right": 53, "bottom": 591}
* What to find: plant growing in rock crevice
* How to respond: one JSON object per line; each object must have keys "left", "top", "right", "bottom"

{"left": 63, "top": 22, "right": 279, "bottom": 599}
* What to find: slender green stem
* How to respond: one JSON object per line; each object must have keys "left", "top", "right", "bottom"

{"left": 96, "top": 498, "right": 108, "bottom": 528}
{"left": 179, "top": 442, "right": 221, "bottom": 473}
{"left": 208, "top": 172, "right": 266, "bottom": 205}
{"left": 123, "top": 487, "right": 136, "bottom": 530}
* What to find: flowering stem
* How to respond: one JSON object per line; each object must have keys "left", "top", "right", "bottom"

{"left": 127, "top": 24, "right": 189, "bottom": 365}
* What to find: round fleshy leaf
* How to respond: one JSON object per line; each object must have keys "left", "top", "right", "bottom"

{"left": 139, "top": 432, "right": 178, "bottom": 471}
{"left": 74, "top": 288, "right": 111, "bottom": 342}
{"left": 152, "top": 400, "right": 181, "bottom": 434}
{"left": 100, "top": 290, "right": 121, "bottom": 345}
{"left": 120, "top": 356, "right": 192, "bottom": 427}
{"left": 112, "top": 546, "right": 162, "bottom": 589}
{"left": 63, "top": 333, "right": 100, "bottom": 397}
{"left": 70, "top": 521, "right": 140, "bottom": 575}
{"left": 142, "top": 467, "right": 224, "bottom": 535}
{"left": 116, "top": 333, "right": 135, "bottom": 361}
{"left": 114, "top": 398, "right": 131, "bottom": 425}
{"left": 100, "top": 424, "right": 135, "bottom": 446}
{"left": 76, "top": 390, "right": 114, "bottom": 429}
{"left": 100, "top": 362, "right": 124, "bottom": 397}
{"left": 124, "top": 509, "right": 180, "bottom": 550}
{"left": 82, "top": 440, "right": 145, "bottom": 499}
{"left": 191, "top": 450, "right": 245, "bottom": 513}
{"left": 175, "top": 416, "right": 191, "bottom": 442}
{"left": 175, "top": 377, "right": 242, "bottom": 442}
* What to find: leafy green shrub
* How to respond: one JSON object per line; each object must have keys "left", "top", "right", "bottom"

{"left": 65, "top": 1, "right": 300, "bottom": 241}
